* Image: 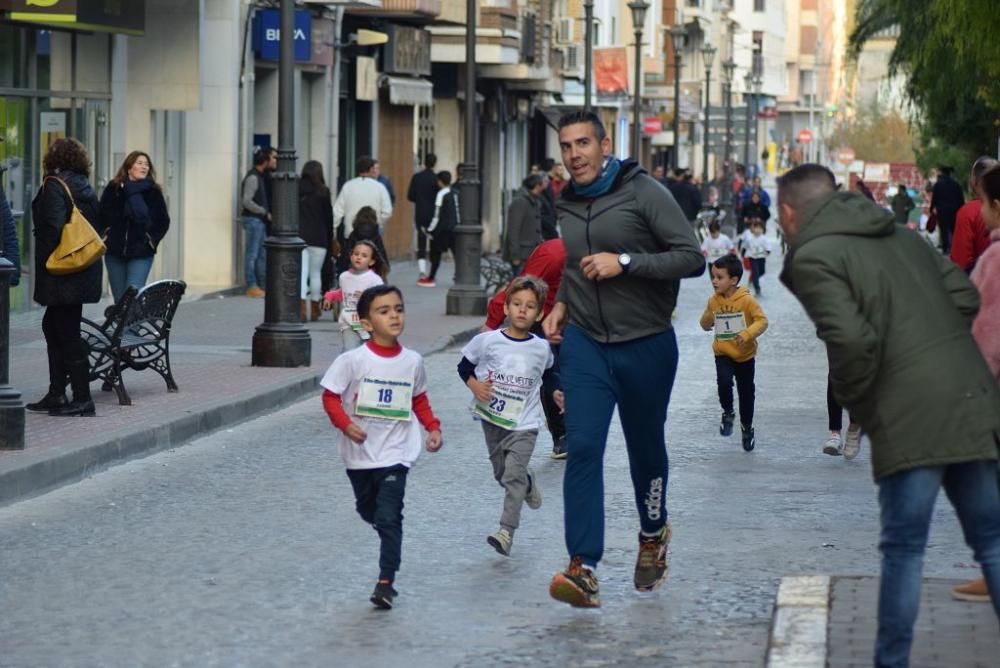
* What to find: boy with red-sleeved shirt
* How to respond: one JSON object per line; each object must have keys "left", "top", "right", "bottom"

{"left": 321, "top": 285, "right": 443, "bottom": 610}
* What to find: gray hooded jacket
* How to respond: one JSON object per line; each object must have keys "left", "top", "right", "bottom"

{"left": 556, "top": 160, "right": 704, "bottom": 343}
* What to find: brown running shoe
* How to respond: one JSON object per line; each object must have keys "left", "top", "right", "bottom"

{"left": 952, "top": 577, "right": 990, "bottom": 602}
{"left": 634, "top": 522, "right": 672, "bottom": 592}
{"left": 549, "top": 557, "right": 600, "bottom": 608}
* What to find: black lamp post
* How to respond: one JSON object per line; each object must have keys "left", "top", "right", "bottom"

{"left": 252, "top": 0, "right": 311, "bottom": 367}
{"left": 669, "top": 24, "right": 687, "bottom": 172}
{"left": 721, "top": 58, "right": 735, "bottom": 207}
{"left": 743, "top": 71, "right": 753, "bottom": 171}
{"left": 584, "top": 0, "right": 594, "bottom": 112}
{"left": 628, "top": 0, "right": 649, "bottom": 161}
{"left": 700, "top": 43, "right": 716, "bottom": 196}
{"left": 0, "top": 256, "right": 24, "bottom": 450}
{"left": 446, "top": 0, "right": 487, "bottom": 315}
{"left": 753, "top": 74, "right": 763, "bottom": 170}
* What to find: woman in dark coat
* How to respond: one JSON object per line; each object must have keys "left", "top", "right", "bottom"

{"left": 27, "top": 138, "right": 102, "bottom": 417}
{"left": 741, "top": 189, "right": 771, "bottom": 225}
{"left": 298, "top": 160, "right": 333, "bottom": 321}
{"left": 96, "top": 151, "right": 170, "bottom": 302}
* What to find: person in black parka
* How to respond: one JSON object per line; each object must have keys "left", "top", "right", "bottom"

{"left": 97, "top": 151, "right": 170, "bottom": 302}
{"left": 28, "top": 137, "right": 103, "bottom": 417}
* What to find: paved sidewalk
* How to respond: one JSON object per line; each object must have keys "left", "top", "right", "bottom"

{"left": 766, "top": 575, "right": 998, "bottom": 667}
{"left": 0, "top": 260, "right": 482, "bottom": 505}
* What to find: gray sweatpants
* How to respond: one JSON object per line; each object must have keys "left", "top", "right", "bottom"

{"left": 482, "top": 421, "right": 538, "bottom": 532}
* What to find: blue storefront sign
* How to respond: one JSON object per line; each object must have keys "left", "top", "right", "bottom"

{"left": 252, "top": 9, "right": 312, "bottom": 62}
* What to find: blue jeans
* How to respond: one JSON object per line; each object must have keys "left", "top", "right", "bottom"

{"left": 104, "top": 255, "right": 155, "bottom": 303}
{"left": 876, "top": 460, "right": 1000, "bottom": 667}
{"left": 241, "top": 216, "right": 267, "bottom": 288}
{"left": 560, "top": 325, "right": 679, "bottom": 567}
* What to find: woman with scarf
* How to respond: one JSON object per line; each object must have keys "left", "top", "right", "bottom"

{"left": 97, "top": 151, "right": 170, "bottom": 302}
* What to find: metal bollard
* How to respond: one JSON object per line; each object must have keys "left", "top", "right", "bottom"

{"left": 0, "top": 256, "right": 25, "bottom": 450}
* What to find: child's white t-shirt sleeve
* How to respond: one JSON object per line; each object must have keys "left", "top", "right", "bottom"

{"left": 724, "top": 236, "right": 734, "bottom": 251}
{"left": 413, "top": 355, "right": 429, "bottom": 398}
{"left": 460, "top": 332, "right": 486, "bottom": 365}
{"left": 545, "top": 347, "right": 555, "bottom": 370}
{"left": 700, "top": 238, "right": 710, "bottom": 253}
{"left": 320, "top": 354, "right": 353, "bottom": 394}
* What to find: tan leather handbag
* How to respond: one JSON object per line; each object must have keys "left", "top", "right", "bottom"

{"left": 44, "top": 176, "right": 106, "bottom": 276}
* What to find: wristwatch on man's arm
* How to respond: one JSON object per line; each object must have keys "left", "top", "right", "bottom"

{"left": 618, "top": 253, "right": 632, "bottom": 274}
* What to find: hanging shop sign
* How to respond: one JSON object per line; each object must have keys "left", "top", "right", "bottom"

{"left": 252, "top": 8, "right": 312, "bottom": 63}
{"left": 356, "top": 56, "right": 378, "bottom": 102}
{"left": 594, "top": 47, "right": 629, "bottom": 97}
{"left": 2, "top": 0, "right": 145, "bottom": 35}
{"left": 382, "top": 25, "right": 431, "bottom": 77}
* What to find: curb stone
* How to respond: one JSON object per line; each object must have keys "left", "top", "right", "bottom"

{"left": 765, "top": 575, "right": 831, "bottom": 668}
{"left": 0, "top": 326, "right": 481, "bottom": 508}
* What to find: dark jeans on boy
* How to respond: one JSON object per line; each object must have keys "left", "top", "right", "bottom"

{"left": 346, "top": 464, "right": 409, "bottom": 582}
{"left": 749, "top": 257, "right": 766, "bottom": 294}
{"left": 715, "top": 356, "right": 755, "bottom": 427}
{"left": 875, "top": 459, "right": 1000, "bottom": 667}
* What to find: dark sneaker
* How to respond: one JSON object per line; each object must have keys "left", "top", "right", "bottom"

{"left": 26, "top": 393, "right": 68, "bottom": 413}
{"left": 634, "top": 523, "right": 672, "bottom": 591}
{"left": 550, "top": 557, "right": 600, "bottom": 608}
{"left": 719, "top": 412, "right": 735, "bottom": 437}
{"left": 551, "top": 435, "right": 567, "bottom": 460}
{"left": 49, "top": 399, "right": 96, "bottom": 417}
{"left": 741, "top": 425, "right": 755, "bottom": 452}
{"left": 370, "top": 580, "right": 398, "bottom": 609}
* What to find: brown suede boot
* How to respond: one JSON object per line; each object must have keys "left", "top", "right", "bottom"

{"left": 311, "top": 300, "right": 321, "bottom": 321}
{"left": 299, "top": 299, "right": 307, "bottom": 322}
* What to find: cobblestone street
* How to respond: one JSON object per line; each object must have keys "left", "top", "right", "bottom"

{"left": 0, "top": 262, "right": 980, "bottom": 667}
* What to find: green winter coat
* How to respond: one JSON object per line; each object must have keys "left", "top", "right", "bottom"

{"left": 780, "top": 192, "right": 1000, "bottom": 480}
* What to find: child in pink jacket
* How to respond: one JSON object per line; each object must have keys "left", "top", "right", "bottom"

{"left": 972, "top": 165, "right": 1000, "bottom": 380}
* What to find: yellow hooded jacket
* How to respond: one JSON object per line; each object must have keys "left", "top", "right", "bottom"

{"left": 699, "top": 286, "right": 768, "bottom": 362}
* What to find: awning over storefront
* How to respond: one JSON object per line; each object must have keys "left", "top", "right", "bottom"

{"left": 379, "top": 75, "right": 433, "bottom": 106}
{"left": 0, "top": 0, "right": 145, "bottom": 35}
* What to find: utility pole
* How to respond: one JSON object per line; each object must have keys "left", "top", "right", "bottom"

{"left": 584, "top": 1, "right": 594, "bottom": 112}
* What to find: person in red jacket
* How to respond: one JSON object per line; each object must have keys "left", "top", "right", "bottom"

{"left": 483, "top": 238, "right": 567, "bottom": 458}
{"left": 951, "top": 156, "right": 997, "bottom": 273}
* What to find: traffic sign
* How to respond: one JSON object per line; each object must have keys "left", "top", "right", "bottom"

{"left": 798, "top": 129, "right": 814, "bottom": 144}
{"left": 836, "top": 147, "right": 855, "bottom": 165}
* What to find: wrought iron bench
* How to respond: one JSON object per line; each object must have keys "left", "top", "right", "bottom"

{"left": 480, "top": 254, "right": 514, "bottom": 295}
{"left": 80, "top": 279, "right": 187, "bottom": 406}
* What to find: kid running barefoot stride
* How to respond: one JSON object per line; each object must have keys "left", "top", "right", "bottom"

{"left": 320, "top": 285, "right": 443, "bottom": 610}
{"left": 700, "top": 254, "right": 768, "bottom": 451}
{"left": 325, "top": 240, "right": 386, "bottom": 351}
{"left": 458, "top": 276, "right": 564, "bottom": 556}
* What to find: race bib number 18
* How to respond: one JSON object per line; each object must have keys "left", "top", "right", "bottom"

{"left": 355, "top": 376, "right": 413, "bottom": 421}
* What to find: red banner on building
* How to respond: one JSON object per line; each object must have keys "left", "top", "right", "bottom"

{"left": 594, "top": 47, "right": 629, "bottom": 97}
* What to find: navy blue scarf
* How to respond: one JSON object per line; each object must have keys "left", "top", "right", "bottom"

{"left": 123, "top": 178, "right": 153, "bottom": 227}
{"left": 571, "top": 157, "right": 621, "bottom": 198}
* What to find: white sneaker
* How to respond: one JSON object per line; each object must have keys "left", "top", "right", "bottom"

{"left": 525, "top": 470, "right": 542, "bottom": 509}
{"left": 487, "top": 528, "right": 513, "bottom": 556}
{"left": 844, "top": 423, "right": 863, "bottom": 460}
{"left": 823, "top": 431, "right": 843, "bottom": 456}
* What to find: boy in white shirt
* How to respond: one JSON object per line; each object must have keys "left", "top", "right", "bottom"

{"left": 701, "top": 221, "right": 735, "bottom": 273}
{"left": 458, "top": 276, "right": 564, "bottom": 556}
{"left": 321, "top": 285, "right": 443, "bottom": 610}
{"left": 742, "top": 219, "right": 772, "bottom": 296}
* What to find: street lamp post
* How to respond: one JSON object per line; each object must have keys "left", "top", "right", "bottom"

{"left": 721, "top": 59, "right": 735, "bottom": 208}
{"left": 584, "top": 0, "right": 594, "bottom": 112}
{"left": 753, "top": 74, "right": 763, "bottom": 168}
{"left": 252, "top": 0, "right": 311, "bottom": 367}
{"left": 700, "top": 43, "right": 716, "bottom": 196}
{"left": 446, "top": 0, "right": 487, "bottom": 315}
{"left": 743, "top": 71, "right": 753, "bottom": 172}
{"left": 0, "top": 256, "right": 24, "bottom": 450}
{"left": 628, "top": 1, "right": 649, "bottom": 161}
{"left": 669, "top": 24, "right": 687, "bottom": 172}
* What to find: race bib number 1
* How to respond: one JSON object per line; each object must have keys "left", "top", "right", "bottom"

{"left": 355, "top": 376, "right": 413, "bottom": 421}
{"left": 714, "top": 311, "right": 746, "bottom": 341}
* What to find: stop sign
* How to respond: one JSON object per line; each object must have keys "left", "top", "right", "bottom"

{"left": 798, "top": 129, "right": 813, "bottom": 144}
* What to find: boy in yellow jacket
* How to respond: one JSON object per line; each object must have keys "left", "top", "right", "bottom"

{"left": 699, "top": 254, "right": 769, "bottom": 451}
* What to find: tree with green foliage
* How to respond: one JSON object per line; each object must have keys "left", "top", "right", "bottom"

{"left": 850, "top": 0, "right": 1000, "bottom": 165}
{"left": 828, "top": 103, "right": 916, "bottom": 163}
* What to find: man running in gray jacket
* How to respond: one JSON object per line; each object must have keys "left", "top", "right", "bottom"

{"left": 543, "top": 110, "right": 704, "bottom": 607}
